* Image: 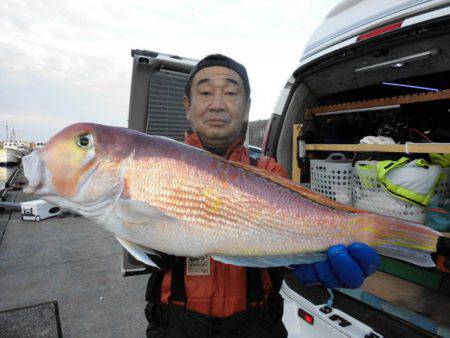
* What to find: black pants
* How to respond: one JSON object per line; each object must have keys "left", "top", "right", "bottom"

{"left": 145, "top": 302, "right": 288, "bottom": 338}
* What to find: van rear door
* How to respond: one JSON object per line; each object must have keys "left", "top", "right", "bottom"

{"left": 128, "top": 49, "right": 197, "bottom": 141}
{"left": 124, "top": 50, "right": 197, "bottom": 275}
{"left": 301, "top": 0, "right": 450, "bottom": 68}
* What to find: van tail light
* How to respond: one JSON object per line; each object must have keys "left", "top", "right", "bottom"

{"left": 357, "top": 21, "right": 403, "bottom": 41}
{"left": 298, "top": 308, "right": 314, "bottom": 325}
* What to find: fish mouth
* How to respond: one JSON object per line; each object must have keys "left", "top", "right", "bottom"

{"left": 22, "top": 151, "right": 45, "bottom": 194}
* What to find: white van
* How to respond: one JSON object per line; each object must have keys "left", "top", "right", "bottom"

{"left": 21, "top": 199, "right": 62, "bottom": 221}
{"left": 126, "top": 1, "right": 450, "bottom": 336}
{"left": 264, "top": 1, "right": 450, "bottom": 337}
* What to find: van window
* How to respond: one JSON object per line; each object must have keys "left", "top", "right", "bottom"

{"left": 49, "top": 207, "right": 60, "bottom": 214}
{"left": 146, "top": 70, "right": 191, "bottom": 142}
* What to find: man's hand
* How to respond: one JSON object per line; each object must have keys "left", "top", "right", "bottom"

{"left": 292, "top": 243, "right": 380, "bottom": 289}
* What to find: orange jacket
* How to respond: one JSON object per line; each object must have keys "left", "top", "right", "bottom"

{"left": 160, "top": 131, "right": 288, "bottom": 318}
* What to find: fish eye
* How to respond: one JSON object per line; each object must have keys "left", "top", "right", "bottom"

{"left": 76, "top": 133, "right": 93, "bottom": 148}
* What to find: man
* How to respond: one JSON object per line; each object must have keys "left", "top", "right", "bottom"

{"left": 144, "top": 54, "right": 380, "bottom": 337}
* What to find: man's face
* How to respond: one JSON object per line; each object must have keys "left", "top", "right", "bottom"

{"left": 184, "top": 66, "right": 250, "bottom": 148}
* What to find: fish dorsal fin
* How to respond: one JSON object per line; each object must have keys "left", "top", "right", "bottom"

{"left": 207, "top": 152, "right": 364, "bottom": 214}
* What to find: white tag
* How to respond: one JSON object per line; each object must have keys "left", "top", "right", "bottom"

{"left": 186, "top": 256, "right": 210, "bottom": 276}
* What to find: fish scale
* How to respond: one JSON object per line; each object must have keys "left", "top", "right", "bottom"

{"left": 123, "top": 154, "right": 372, "bottom": 255}
{"left": 21, "top": 123, "right": 445, "bottom": 268}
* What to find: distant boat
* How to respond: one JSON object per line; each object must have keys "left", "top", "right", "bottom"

{"left": 3, "top": 141, "right": 18, "bottom": 150}
{"left": 17, "top": 142, "right": 32, "bottom": 155}
{"left": 3, "top": 141, "right": 33, "bottom": 155}
{"left": 0, "top": 148, "right": 21, "bottom": 166}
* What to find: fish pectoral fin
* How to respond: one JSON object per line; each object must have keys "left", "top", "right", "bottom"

{"left": 211, "top": 253, "right": 327, "bottom": 267}
{"left": 116, "top": 236, "right": 159, "bottom": 268}
{"left": 116, "top": 198, "right": 177, "bottom": 225}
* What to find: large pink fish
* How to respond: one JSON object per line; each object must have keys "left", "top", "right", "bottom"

{"left": 22, "top": 123, "right": 445, "bottom": 268}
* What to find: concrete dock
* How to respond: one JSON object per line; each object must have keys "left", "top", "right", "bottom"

{"left": 0, "top": 190, "right": 149, "bottom": 337}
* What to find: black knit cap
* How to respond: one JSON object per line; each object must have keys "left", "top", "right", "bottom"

{"left": 184, "top": 54, "right": 251, "bottom": 99}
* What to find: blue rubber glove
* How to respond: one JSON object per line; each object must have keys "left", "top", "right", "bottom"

{"left": 293, "top": 243, "right": 380, "bottom": 289}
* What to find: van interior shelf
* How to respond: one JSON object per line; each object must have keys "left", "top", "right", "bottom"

{"left": 291, "top": 124, "right": 450, "bottom": 182}
{"left": 306, "top": 89, "right": 450, "bottom": 116}
{"left": 304, "top": 143, "right": 450, "bottom": 154}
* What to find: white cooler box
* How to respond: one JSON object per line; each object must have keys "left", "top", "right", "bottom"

{"left": 21, "top": 199, "right": 62, "bottom": 221}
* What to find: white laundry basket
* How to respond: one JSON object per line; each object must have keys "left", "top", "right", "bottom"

{"left": 310, "top": 153, "right": 353, "bottom": 205}
{"left": 352, "top": 161, "right": 427, "bottom": 223}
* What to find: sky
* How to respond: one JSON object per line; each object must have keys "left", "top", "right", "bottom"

{"left": 0, "top": 0, "right": 340, "bottom": 141}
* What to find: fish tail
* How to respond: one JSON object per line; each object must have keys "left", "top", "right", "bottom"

{"left": 360, "top": 214, "right": 442, "bottom": 267}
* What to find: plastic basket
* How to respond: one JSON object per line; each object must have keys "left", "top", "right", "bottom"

{"left": 433, "top": 167, "right": 450, "bottom": 206}
{"left": 352, "top": 161, "right": 426, "bottom": 223}
{"left": 310, "top": 153, "right": 353, "bottom": 205}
